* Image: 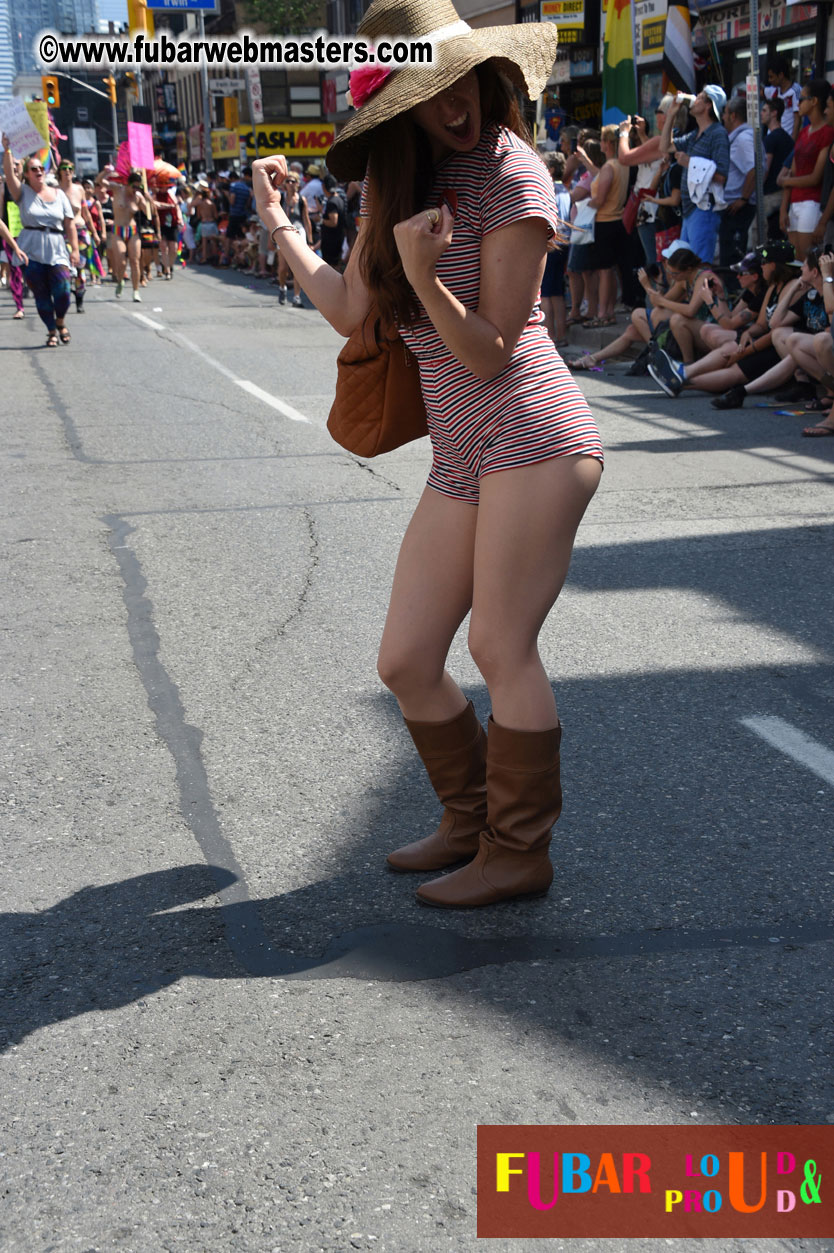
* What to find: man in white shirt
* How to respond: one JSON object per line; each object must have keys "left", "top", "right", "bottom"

{"left": 765, "top": 56, "right": 802, "bottom": 139}
{"left": 299, "top": 162, "right": 324, "bottom": 239}
{"left": 719, "top": 96, "right": 758, "bottom": 264}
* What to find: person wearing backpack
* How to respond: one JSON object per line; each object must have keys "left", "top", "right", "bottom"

{"left": 320, "top": 173, "right": 347, "bottom": 270}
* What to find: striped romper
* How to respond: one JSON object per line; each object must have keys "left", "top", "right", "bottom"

{"left": 375, "top": 122, "right": 604, "bottom": 504}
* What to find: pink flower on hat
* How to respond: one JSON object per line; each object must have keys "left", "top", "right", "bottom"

{"left": 346, "top": 65, "right": 392, "bottom": 110}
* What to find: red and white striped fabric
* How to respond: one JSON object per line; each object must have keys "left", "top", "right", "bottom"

{"left": 364, "top": 122, "right": 603, "bottom": 502}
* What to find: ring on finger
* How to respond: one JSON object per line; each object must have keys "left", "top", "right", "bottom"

{"left": 425, "top": 208, "right": 439, "bottom": 226}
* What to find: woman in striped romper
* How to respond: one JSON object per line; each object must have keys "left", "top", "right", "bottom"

{"left": 253, "top": 0, "right": 603, "bottom": 909}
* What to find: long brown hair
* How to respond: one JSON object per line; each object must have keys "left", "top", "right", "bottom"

{"left": 361, "top": 61, "right": 533, "bottom": 327}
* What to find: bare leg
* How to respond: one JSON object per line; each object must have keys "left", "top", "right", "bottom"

{"left": 786, "top": 331, "right": 831, "bottom": 383}
{"left": 669, "top": 314, "right": 699, "bottom": 363}
{"left": 127, "top": 234, "right": 142, "bottom": 292}
{"left": 683, "top": 341, "right": 742, "bottom": 381}
{"left": 567, "top": 270, "right": 585, "bottom": 320}
{"left": 469, "top": 455, "right": 601, "bottom": 730}
{"left": 598, "top": 267, "right": 617, "bottom": 319}
{"left": 583, "top": 270, "right": 600, "bottom": 320}
{"left": 788, "top": 230, "right": 814, "bottom": 262}
{"left": 700, "top": 323, "right": 737, "bottom": 351}
{"left": 377, "top": 485, "right": 478, "bottom": 722}
{"left": 686, "top": 363, "right": 748, "bottom": 393}
{"left": 742, "top": 356, "right": 796, "bottom": 393}
{"left": 111, "top": 237, "right": 126, "bottom": 283}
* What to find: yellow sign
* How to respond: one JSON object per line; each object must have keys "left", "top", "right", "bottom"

{"left": 641, "top": 18, "right": 665, "bottom": 53}
{"left": 541, "top": 0, "right": 584, "bottom": 43}
{"left": 211, "top": 128, "right": 239, "bottom": 160}
{"left": 237, "top": 122, "right": 335, "bottom": 159}
{"left": 25, "top": 100, "right": 49, "bottom": 145}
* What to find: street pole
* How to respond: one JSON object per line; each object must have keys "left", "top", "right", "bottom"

{"left": 749, "top": 0, "right": 765, "bottom": 243}
{"left": 198, "top": 12, "right": 212, "bottom": 170}
{"left": 112, "top": 99, "right": 119, "bottom": 158}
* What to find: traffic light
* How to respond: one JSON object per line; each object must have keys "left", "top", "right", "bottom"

{"left": 103, "top": 76, "right": 116, "bottom": 105}
{"left": 223, "top": 97, "right": 239, "bottom": 130}
{"left": 126, "top": 0, "right": 154, "bottom": 37}
{"left": 41, "top": 76, "right": 60, "bottom": 108}
{"left": 125, "top": 73, "right": 138, "bottom": 99}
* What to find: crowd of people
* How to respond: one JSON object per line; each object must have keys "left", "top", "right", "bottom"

{"left": 5, "top": 63, "right": 834, "bottom": 440}
{"left": 539, "top": 70, "right": 834, "bottom": 438}
{"left": 0, "top": 138, "right": 357, "bottom": 333}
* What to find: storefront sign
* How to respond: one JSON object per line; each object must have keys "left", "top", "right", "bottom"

{"left": 570, "top": 49, "right": 596, "bottom": 77}
{"left": 238, "top": 122, "right": 335, "bottom": 158}
{"left": 211, "top": 128, "right": 239, "bottom": 159}
{"left": 541, "top": 0, "right": 585, "bottom": 33}
{"left": 699, "top": 0, "right": 816, "bottom": 38}
{"left": 635, "top": 0, "right": 667, "bottom": 63}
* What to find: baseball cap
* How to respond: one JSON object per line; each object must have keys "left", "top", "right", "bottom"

{"left": 703, "top": 84, "right": 727, "bottom": 120}
{"left": 731, "top": 250, "right": 762, "bottom": 274}
{"left": 755, "top": 239, "right": 795, "bottom": 264}
{"left": 661, "top": 239, "right": 690, "bottom": 261}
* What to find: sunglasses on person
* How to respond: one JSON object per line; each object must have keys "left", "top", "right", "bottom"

{"left": 27, "top": 164, "right": 45, "bottom": 174}
{"left": 285, "top": 178, "right": 299, "bottom": 185}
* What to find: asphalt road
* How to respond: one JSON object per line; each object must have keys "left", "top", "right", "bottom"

{"left": 1, "top": 266, "right": 833, "bottom": 1253}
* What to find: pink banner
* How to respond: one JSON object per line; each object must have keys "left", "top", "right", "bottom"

{"left": 127, "top": 121, "right": 154, "bottom": 171}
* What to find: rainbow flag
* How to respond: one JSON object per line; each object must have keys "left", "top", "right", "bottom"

{"left": 602, "top": 0, "right": 637, "bottom": 124}
{"left": 662, "top": 0, "right": 699, "bottom": 94}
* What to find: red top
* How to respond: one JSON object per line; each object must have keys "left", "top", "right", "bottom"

{"left": 791, "top": 123, "right": 834, "bottom": 203}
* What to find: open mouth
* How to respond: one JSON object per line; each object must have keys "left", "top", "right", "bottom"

{"left": 445, "top": 111, "right": 474, "bottom": 143}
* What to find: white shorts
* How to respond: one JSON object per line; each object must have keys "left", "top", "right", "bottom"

{"left": 788, "top": 200, "right": 822, "bottom": 234}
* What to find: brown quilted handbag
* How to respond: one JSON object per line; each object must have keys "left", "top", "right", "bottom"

{"left": 327, "top": 305, "right": 428, "bottom": 457}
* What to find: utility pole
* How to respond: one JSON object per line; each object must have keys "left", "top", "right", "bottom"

{"left": 198, "top": 12, "right": 212, "bottom": 170}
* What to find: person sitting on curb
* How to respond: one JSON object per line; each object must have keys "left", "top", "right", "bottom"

{"left": 647, "top": 239, "right": 811, "bottom": 406}
{"left": 637, "top": 241, "right": 729, "bottom": 363}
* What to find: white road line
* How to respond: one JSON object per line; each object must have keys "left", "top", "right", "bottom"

{"left": 132, "top": 312, "right": 166, "bottom": 331}
{"left": 124, "top": 310, "right": 311, "bottom": 424}
{"left": 741, "top": 716, "right": 834, "bottom": 788}
{"left": 236, "top": 380, "right": 309, "bottom": 423}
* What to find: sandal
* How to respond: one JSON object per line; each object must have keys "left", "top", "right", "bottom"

{"left": 57, "top": 326, "right": 71, "bottom": 344}
{"left": 45, "top": 329, "right": 58, "bottom": 347}
{"left": 568, "top": 353, "right": 598, "bottom": 370}
{"left": 13, "top": 309, "right": 24, "bottom": 320}
{"left": 803, "top": 395, "right": 834, "bottom": 412}
{"left": 802, "top": 423, "right": 834, "bottom": 437}
{"left": 566, "top": 313, "right": 589, "bottom": 326}
{"left": 587, "top": 315, "right": 617, "bottom": 327}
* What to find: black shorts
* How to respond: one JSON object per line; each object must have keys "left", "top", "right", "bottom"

{"left": 160, "top": 223, "right": 178, "bottom": 242}
{"left": 593, "top": 218, "right": 628, "bottom": 270}
{"left": 226, "top": 215, "right": 246, "bottom": 240}
{"left": 738, "top": 344, "right": 782, "bottom": 381}
{"left": 541, "top": 248, "right": 566, "bottom": 298}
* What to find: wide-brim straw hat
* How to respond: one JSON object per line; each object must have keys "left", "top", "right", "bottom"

{"left": 326, "top": 0, "right": 559, "bottom": 180}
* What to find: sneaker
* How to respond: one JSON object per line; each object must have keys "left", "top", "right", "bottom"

{"left": 278, "top": 286, "right": 287, "bottom": 305}
{"left": 115, "top": 279, "right": 123, "bottom": 298}
{"left": 132, "top": 290, "right": 141, "bottom": 302}
{"left": 292, "top": 294, "right": 303, "bottom": 307}
{"left": 711, "top": 384, "right": 747, "bottom": 409}
{"left": 647, "top": 347, "right": 684, "bottom": 397}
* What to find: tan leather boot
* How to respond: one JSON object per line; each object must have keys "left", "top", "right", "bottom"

{"left": 415, "top": 716, "right": 562, "bottom": 908}
{"left": 387, "top": 700, "right": 487, "bottom": 872}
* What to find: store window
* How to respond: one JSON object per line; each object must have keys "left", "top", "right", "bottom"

{"left": 639, "top": 70, "right": 664, "bottom": 127}
{"left": 774, "top": 35, "right": 816, "bottom": 84}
